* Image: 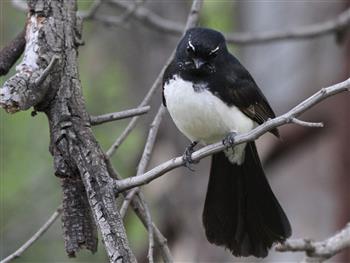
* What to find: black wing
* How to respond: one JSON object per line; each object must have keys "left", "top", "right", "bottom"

{"left": 223, "top": 60, "right": 279, "bottom": 137}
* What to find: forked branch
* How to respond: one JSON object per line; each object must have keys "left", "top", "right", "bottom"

{"left": 114, "top": 77, "right": 350, "bottom": 192}
{"left": 276, "top": 223, "right": 350, "bottom": 263}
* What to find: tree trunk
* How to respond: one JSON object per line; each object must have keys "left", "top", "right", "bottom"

{"left": 0, "top": 0, "right": 136, "bottom": 261}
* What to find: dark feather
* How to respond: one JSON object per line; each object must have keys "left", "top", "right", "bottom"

{"left": 202, "top": 142, "right": 291, "bottom": 257}
{"left": 220, "top": 55, "right": 280, "bottom": 137}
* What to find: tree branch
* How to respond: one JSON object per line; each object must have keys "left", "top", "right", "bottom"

{"left": 291, "top": 118, "right": 324, "bottom": 128}
{"left": 1, "top": 206, "right": 63, "bottom": 263}
{"left": 114, "top": 77, "right": 350, "bottom": 192}
{"left": 106, "top": 160, "right": 173, "bottom": 262}
{"left": 105, "top": 0, "right": 183, "bottom": 34}
{"left": 79, "top": 0, "right": 103, "bottom": 20}
{"left": 105, "top": 1, "right": 350, "bottom": 45}
{"left": 105, "top": 55, "right": 172, "bottom": 157}
{"left": 90, "top": 105, "right": 151, "bottom": 125}
{"left": 276, "top": 223, "right": 350, "bottom": 263}
{"left": 0, "top": 29, "right": 26, "bottom": 76}
{"left": 225, "top": 8, "right": 350, "bottom": 44}
{"left": 119, "top": 105, "right": 165, "bottom": 217}
{"left": 119, "top": 105, "right": 165, "bottom": 262}
{"left": 0, "top": 16, "right": 60, "bottom": 113}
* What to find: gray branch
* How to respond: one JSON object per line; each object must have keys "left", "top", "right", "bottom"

{"left": 104, "top": 1, "right": 350, "bottom": 45}
{"left": 105, "top": 0, "right": 183, "bottom": 34}
{"left": 291, "top": 118, "right": 324, "bottom": 128}
{"left": 105, "top": 54, "right": 173, "bottom": 157}
{"left": 225, "top": 8, "right": 350, "bottom": 44}
{"left": 115, "top": 77, "right": 350, "bottom": 192}
{"left": 1, "top": 206, "right": 63, "bottom": 263}
{"left": 13, "top": 0, "right": 350, "bottom": 45}
{"left": 79, "top": 0, "right": 103, "bottom": 20}
{"left": 106, "top": 161, "right": 173, "bottom": 262}
{"left": 0, "top": 16, "right": 60, "bottom": 113}
{"left": 0, "top": 28, "right": 26, "bottom": 76}
{"left": 276, "top": 223, "right": 350, "bottom": 263}
{"left": 119, "top": 106, "right": 165, "bottom": 262}
{"left": 90, "top": 105, "right": 150, "bottom": 125}
{"left": 137, "top": 105, "right": 166, "bottom": 176}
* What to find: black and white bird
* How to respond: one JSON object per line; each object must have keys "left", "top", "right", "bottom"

{"left": 162, "top": 27, "right": 292, "bottom": 258}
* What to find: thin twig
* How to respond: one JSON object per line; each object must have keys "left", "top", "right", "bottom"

{"left": 120, "top": 187, "right": 139, "bottom": 218}
{"left": 105, "top": 1, "right": 350, "bottom": 45}
{"left": 151, "top": 222, "right": 172, "bottom": 263}
{"left": 291, "top": 118, "right": 324, "bottom": 128}
{"left": 137, "top": 105, "right": 166, "bottom": 175}
{"left": 140, "top": 191, "right": 154, "bottom": 263}
{"left": 106, "top": 161, "right": 173, "bottom": 262}
{"left": 276, "top": 223, "right": 350, "bottom": 263}
{"left": 104, "top": 53, "right": 173, "bottom": 157}
{"left": 118, "top": 0, "right": 145, "bottom": 24}
{"left": 106, "top": 0, "right": 183, "bottom": 34}
{"left": 225, "top": 8, "right": 350, "bottom": 45}
{"left": 114, "top": 77, "right": 350, "bottom": 192}
{"left": 1, "top": 206, "right": 63, "bottom": 263}
{"left": 90, "top": 105, "right": 150, "bottom": 125}
{"left": 119, "top": 106, "right": 165, "bottom": 216}
{"left": 117, "top": 105, "right": 165, "bottom": 263}
{"left": 119, "top": 105, "right": 166, "bottom": 262}
{"left": 79, "top": 0, "right": 103, "bottom": 20}
{"left": 105, "top": 52, "right": 175, "bottom": 157}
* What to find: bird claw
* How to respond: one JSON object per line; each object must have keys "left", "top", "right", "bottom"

{"left": 182, "top": 141, "right": 199, "bottom": 171}
{"left": 223, "top": 131, "right": 238, "bottom": 147}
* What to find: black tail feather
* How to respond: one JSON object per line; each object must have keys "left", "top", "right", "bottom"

{"left": 202, "top": 142, "right": 291, "bottom": 258}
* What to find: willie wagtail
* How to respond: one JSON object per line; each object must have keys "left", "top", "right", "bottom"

{"left": 162, "top": 27, "right": 291, "bottom": 258}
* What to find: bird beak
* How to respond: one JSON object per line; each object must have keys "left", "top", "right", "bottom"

{"left": 193, "top": 58, "right": 206, "bottom": 69}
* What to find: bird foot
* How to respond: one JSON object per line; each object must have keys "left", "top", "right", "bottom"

{"left": 182, "top": 141, "right": 199, "bottom": 171}
{"left": 223, "top": 131, "right": 238, "bottom": 147}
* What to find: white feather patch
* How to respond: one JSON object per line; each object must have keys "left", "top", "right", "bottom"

{"left": 164, "top": 75, "right": 255, "bottom": 164}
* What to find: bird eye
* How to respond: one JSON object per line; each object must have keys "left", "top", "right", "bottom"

{"left": 209, "top": 46, "right": 220, "bottom": 57}
{"left": 187, "top": 41, "right": 195, "bottom": 54}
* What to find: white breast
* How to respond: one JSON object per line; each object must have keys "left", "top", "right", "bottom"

{"left": 164, "top": 75, "right": 255, "bottom": 164}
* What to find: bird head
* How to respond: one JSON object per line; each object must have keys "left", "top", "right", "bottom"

{"left": 176, "top": 27, "right": 228, "bottom": 75}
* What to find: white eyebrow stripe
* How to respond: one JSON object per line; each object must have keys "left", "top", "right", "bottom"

{"left": 210, "top": 46, "right": 220, "bottom": 55}
{"left": 188, "top": 40, "right": 195, "bottom": 51}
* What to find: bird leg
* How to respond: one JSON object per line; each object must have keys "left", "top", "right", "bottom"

{"left": 183, "top": 141, "right": 199, "bottom": 170}
{"left": 223, "top": 131, "right": 238, "bottom": 147}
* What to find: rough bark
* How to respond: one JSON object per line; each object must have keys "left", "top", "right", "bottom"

{"left": 61, "top": 178, "right": 97, "bottom": 257}
{"left": 0, "top": 0, "right": 135, "bottom": 262}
